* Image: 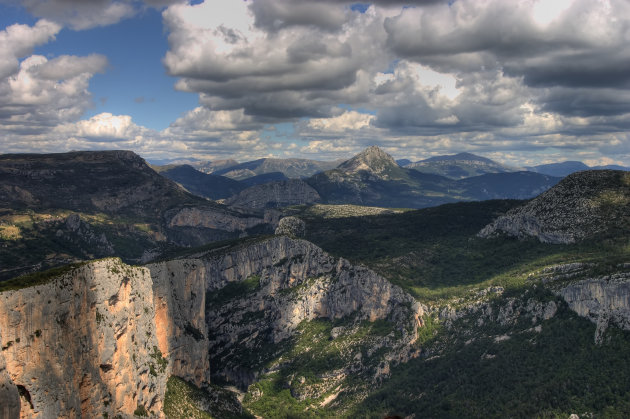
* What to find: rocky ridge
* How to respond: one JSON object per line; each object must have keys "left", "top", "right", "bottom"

{"left": 406, "top": 152, "right": 519, "bottom": 179}
{"left": 0, "top": 150, "right": 194, "bottom": 217}
{"left": 307, "top": 146, "right": 558, "bottom": 208}
{"left": 223, "top": 179, "right": 321, "bottom": 209}
{"left": 478, "top": 170, "right": 630, "bottom": 243}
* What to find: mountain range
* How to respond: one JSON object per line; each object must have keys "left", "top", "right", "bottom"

{"left": 154, "top": 151, "right": 629, "bottom": 184}
{"left": 158, "top": 146, "right": 561, "bottom": 209}
{"left": 2, "top": 149, "right": 630, "bottom": 418}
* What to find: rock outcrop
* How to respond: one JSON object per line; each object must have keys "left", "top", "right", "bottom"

{"left": 479, "top": 170, "right": 630, "bottom": 243}
{"left": 223, "top": 179, "right": 321, "bottom": 209}
{"left": 167, "top": 207, "right": 271, "bottom": 233}
{"left": 556, "top": 272, "right": 630, "bottom": 343}
{"left": 55, "top": 213, "right": 115, "bottom": 256}
{"left": 173, "top": 236, "right": 425, "bottom": 387}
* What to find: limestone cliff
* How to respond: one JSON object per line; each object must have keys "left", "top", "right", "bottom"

{"left": 148, "top": 236, "right": 424, "bottom": 388}
{"left": 0, "top": 259, "right": 168, "bottom": 418}
{"left": 151, "top": 259, "right": 211, "bottom": 389}
{"left": 0, "top": 236, "right": 423, "bottom": 417}
{"left": 555, "top": 271, "right": 630, "bottom": 343}
{"left": 0, "top": 327, "right": 20, "bottom": 418}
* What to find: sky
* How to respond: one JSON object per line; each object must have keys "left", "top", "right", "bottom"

{"left": 1, "top": 0, "right": 629, "bottom": 166}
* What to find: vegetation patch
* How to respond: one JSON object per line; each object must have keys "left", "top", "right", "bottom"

{"left": 133, "top": 404, "right": 148, "bottom": 417}
{"left": 207, "top": 275, "right": 261, "bottom": 307}
{"left": 347, "top": 302, "right": 630, "bottom": 418}
{"left": 164, "top": 376, "right": 252, "bottom": 419}
{"left": 0, "top": 262, "right": 87, "bottom": 293}
{"left": 150, "top": 346, "right": 168, "bottom": 374}
{"left": 184, "top": 323, "right": 205, "bottom": 341}
{"left": 0, "top": 224, "right": 21, "bottom": 240}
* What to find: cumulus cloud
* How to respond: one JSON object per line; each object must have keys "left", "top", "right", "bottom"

{"left": 13, "top": 0, "right": 185, "bottom": 30}
{"left": 0, "top": 54, "right": 107, "bottom": 135}
{"left": 306, "top": 110, "right": 374, "bottom": 133}
{"left": 163, "top": 0, "right": 391, "bottom": 120}
{"left": 166, "top": 107, "right": 262, "bottom": 135}
{"left": 3, "top": 0, "right": 630, "bottom": 166}
{"left": 0, "top": 19, "right": 61, "bottom": 78}
{"left": 54, "top": 112, "right": 147, "bottom": 140}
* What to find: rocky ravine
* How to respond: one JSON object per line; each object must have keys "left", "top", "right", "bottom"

{"left": 0, "top": 236, "right": 423, "bottom": 417}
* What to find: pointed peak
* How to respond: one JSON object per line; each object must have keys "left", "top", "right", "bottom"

{"left": 338, "top": 146, "right": 398, "bottom": 175}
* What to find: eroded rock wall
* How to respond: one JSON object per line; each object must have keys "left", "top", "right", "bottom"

{"left": 159, "top": 236, "right": 425, "bottom": 386}
{"left": 0, "top": 236, "right": 423, "bottom": 416}
{"left": 151, "top": 259, "right": 211, "bottom": 389}
{"left": 556, "top": 272, "right": 630, "bottom": 343}
{"left": 0, "top": 259, "right": 167, "bottom": 418}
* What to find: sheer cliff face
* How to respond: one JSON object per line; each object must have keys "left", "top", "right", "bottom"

{"left": 0, "top": 260, "right": 168, "bottom": 418}
{"left": 556, "top": 272, "right": 630, "bottom": 343}
{"left": 0, "top": 237, "right": 423, "bottom": 417}
{"left": 150, "top": 259, "right": 211, "bottom": 389}
{"left": 146, "top": 236, "right": 424, "bottom": 387}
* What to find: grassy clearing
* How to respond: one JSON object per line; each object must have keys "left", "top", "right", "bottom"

{"left": 0, "top": 224, "right": 21, "bottom": 240}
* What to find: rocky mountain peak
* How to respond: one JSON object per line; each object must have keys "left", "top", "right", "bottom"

{"left": 338, "top": 146, "right": 398, "bottom": 175}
